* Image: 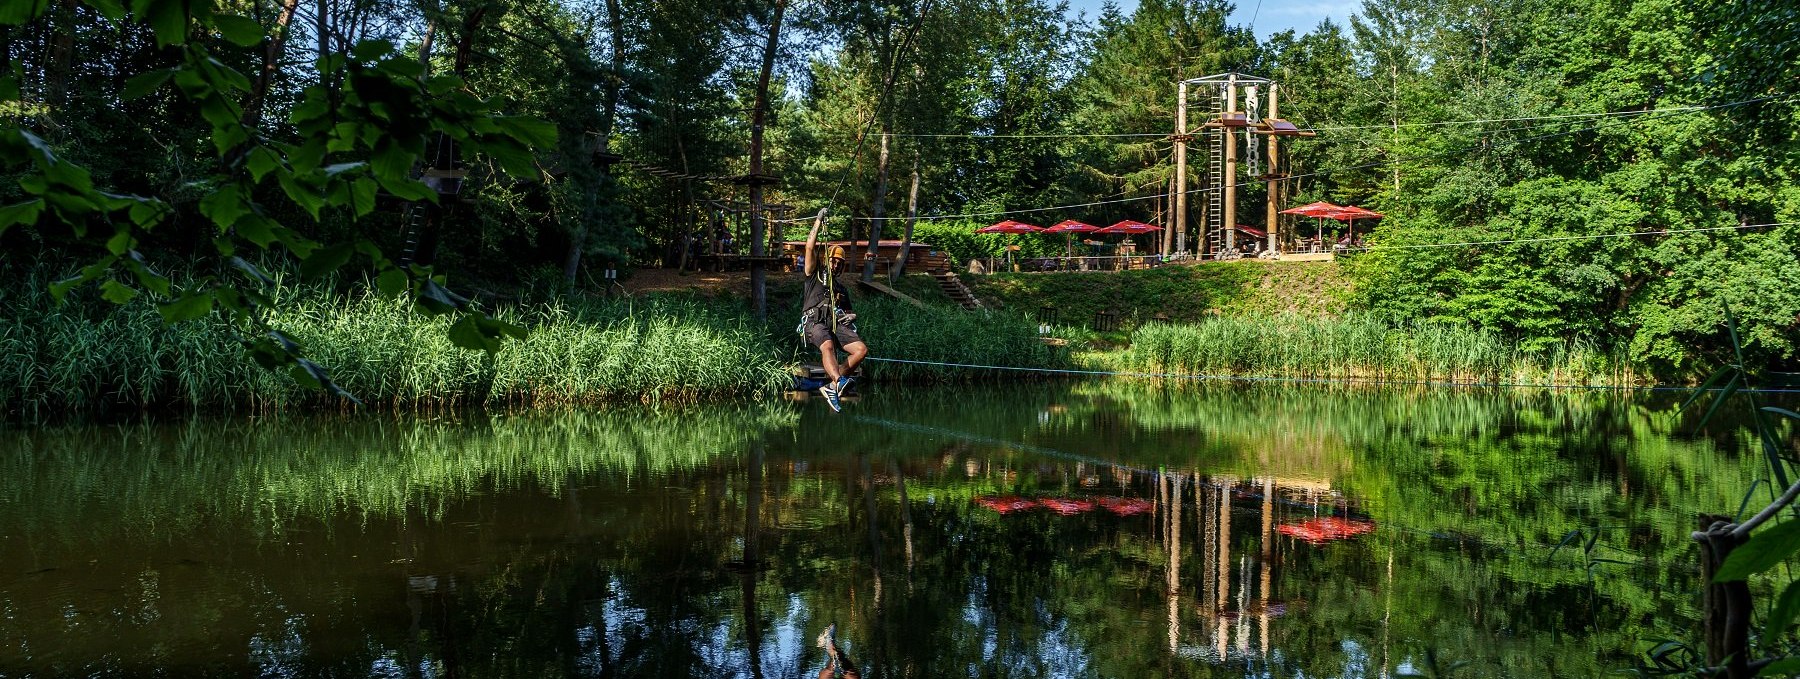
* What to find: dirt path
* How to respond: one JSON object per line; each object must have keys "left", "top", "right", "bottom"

{"left": 619, "top": 268, "right": 752, "bottom": 296}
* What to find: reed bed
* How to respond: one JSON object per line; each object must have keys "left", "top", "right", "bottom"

{"left": 846, "top": 297, "right": 1076, "bottom": 382}
{"left": 0, "top": 282, "right": 789, "bottom": 417}
{"left": 1115, "top": 315, "right": 1640, "bottom": 386}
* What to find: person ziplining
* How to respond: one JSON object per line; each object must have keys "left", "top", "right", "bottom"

{"left": 800, "top": 210, "right": 871, "bottom": 413}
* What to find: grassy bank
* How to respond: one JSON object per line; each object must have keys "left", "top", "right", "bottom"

{"left": 0, "top": 283, "right": 790, "bottom": 417}
{"left": 960, "top": 261, "right": 1350, "bottom": 325}
{"left": 1110, "top": 315, "right": 1641, "bottom": 385}
{"left": 0, "top": 273, "right": 1078, "bottom": 416}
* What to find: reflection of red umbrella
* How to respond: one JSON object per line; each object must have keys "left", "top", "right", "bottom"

{"left": 1097, "top": 496, "right": 1154, "bottom": 516}
{"left": 975, "top": 219, "right": 1043, "bottom": 234}
{"left": 974, "top": 496, "right": 1038, "bottom": 514}
{"left": 1277, "top": 517, "right": 1376, "bottom": 545}
{"left": 1038, "top": 497, "right": 1097, "bottom": 515}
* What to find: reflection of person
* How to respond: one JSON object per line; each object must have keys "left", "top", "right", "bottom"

{"left": 801, "top": 212, "right": 870, "bottom": 413}
{"left": 815, "top": 624, "right": 862, "bottom": 679}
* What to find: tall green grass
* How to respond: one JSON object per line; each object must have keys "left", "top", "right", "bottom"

{"left": 1114, "top": 315, "right": 1640, "bottom": 385}
{"left": 0, "top": 280, "right": 789, "bottom": 417}
{"left": 844, "top": 297, "right": 1075, "bottom": 381}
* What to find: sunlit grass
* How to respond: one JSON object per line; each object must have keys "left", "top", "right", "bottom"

{"left": 0, "top": 280, "right": 790, "bottom": 417}
{"left": 1112, "top": 315, "right": 1640, "bottom": 385}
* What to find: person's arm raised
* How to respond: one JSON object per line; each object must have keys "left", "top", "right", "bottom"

{"left": 803, "top": 208, "right": 828, "bottom": 276}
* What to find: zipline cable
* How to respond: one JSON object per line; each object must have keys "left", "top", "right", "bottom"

{"left": 860, "top": 356, "right": 1800, "bottom": 394}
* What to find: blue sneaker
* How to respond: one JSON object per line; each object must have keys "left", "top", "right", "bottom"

{"left": 836, "top": 376, "right": 854, "bottom": 394}
{"left": 819, "top": 384, "right": 842, "bottom": 412}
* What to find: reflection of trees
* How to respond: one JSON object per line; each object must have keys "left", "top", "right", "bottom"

{"left": 0, "top": 382, "right": 1774, "bottom": 676}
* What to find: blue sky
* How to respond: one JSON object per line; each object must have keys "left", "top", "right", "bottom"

{"left": 1062, "top": 0, "right": 1361, "bottom": 41}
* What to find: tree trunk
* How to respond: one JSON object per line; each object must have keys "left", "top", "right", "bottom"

{"left": 564, "top": 0, "right": 625, "bottom": 286}
{"left": 891, "top": 151, "right": 921, "bottom": 281}
{"left": 47, "top": 0, "right": 76, "bottom": 109}
{"left": 747, "top": 0, "right": 788, "bottom": 321}
{"left": 862, "top": 131, "right": 890, "bottom": 282}
{"left": 242, "top": 0, "right": 302, "bottom": 131}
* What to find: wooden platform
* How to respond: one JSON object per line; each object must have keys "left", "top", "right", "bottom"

{"left": 856, "top": 278, "right": 929, "bottom": 309}
{"left": 1278, "top": 252, "right": 1335, "bottom": 262}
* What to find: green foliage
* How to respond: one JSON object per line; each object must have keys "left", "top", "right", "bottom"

{"left": 0, "top": 277, "right": 788, "bottom": 417}
{"left": 1117, "top": 315, "right": 1636, "bottom": 384}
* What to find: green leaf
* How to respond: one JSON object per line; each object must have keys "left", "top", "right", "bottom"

{"left": 1767, "top": 580, "right": 1800, "bottom": 639}
{"left": 0, "top": 0, "right": 51, "bottom": 24}
{"left": 198, "top": 184, "right": 248, "bottom": 230}
{"left": 370, "top": 138, "right": 413, "bottom": 182}
{"left": 485, "top": 140, "right": 539, "bottom": 178}
{"left": 86, "top": 0, "right": 127, "bottom": 19}
{"left": 235, "top": 215, "right": 277, "bottom": 247}
{"left": 135, "top": 0, "right": 192, "bottom": 46}
{"left": 1717, "top": 519, "right": 1800, "bottom": 582}
{"left": 246, "top": 147, "right": 281, "bottom": 182}
{"left": 99, "top": 279, "right": 139, "bottom": 304}
{"left": 106, "top": 226, "right": 134, "bottom": 255}
{"left": 49, "top": 275, "right": 85, "bottom": 303}
{"left": 0, "top": 199, "right": 44, "bottom": 234}
{"left": 300, "top": 242, "right": 355, "bottom": 279}
{"left": 493, "top": 115, "right": 558, "bottom": 148}
{"left": 417, "top": 279, "right": 468, "bottom": 314}
{"left": 375, "top": 267, "right": 409, "bottom": 297}
{"left": 1760, "top": 658, "right": 1800, "bottom": 677}
{"left": 158, "top": 291, "right": 215, "bottom": 322}
{"left": 212, "top": 14, "right": 263, "bottom": 46}
{"left": 478, "top": 314, "right": 529, "bottom": 341}
{"left": 230, "top": 256, "right": 275, "bottom": 286}
{"left": 1763, "top": 407, "right": 1800, "bottom": 421}
{"left": 123, "top": 69, "right": 173, "bottom": 99}
{"left": 349, "top": 39, "right": 393, "bottom": 60}
{"left": 447, "top": 314, "right": 500, "bottom": 352}
{"left": 350, "top": 177, "right": 377, "bottom": 217}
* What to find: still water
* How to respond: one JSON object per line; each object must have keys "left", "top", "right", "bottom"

{"left": 0, "top": 382, "right": 1770, "bottom": 677}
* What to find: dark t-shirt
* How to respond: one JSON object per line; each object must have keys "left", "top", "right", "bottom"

{"left": 801, "top": 266, "right": 852, "bottom": 317}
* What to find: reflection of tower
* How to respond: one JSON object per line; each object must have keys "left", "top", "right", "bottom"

{"left": 1165, "top": 473, "right": 1184, "bottom": 654}
{"left": 1214, "top": 475, "right": 1232, "bottom": 660}
{"left": 1260, "top": 476, "right": 1274, "bottom": 657}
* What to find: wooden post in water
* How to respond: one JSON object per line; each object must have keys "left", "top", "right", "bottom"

{"left": 1698, "top": 514, "right": 1752, "bottom": 678}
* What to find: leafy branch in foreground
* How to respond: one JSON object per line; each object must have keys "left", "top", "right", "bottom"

{"left": 0, "top": 0, "right": 553, "bottom": 398}
{"left": 1644, "top": 305, "right": 1800, "bottom": 678}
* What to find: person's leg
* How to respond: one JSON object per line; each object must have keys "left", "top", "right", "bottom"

{"left": 840, "top": 340, "right": 869, "bottom": 377}
{"left": 817, "top": 339, "right": 842, "bottom": 383}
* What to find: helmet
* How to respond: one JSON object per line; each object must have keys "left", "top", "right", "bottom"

{"left": 826, "top": 245, "right": 847, "bottom": 260}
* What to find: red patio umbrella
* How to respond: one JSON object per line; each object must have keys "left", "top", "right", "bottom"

{"left": 1324, "top": 205, "right": 1384, "bottom": 246}
{"left": 1095, "top": 220, "right": 1162, "bottom": 234}
{"left": 975, "top": 219, "right": 1044, "bottom": 234}
{"left": 1043, "top": 220, "right": 1100, "bottom": 233}
{"left": 1045, "top": 220, "right": 1101, "bottom": 258}
{"left": 1279, "top": 202, "right": 1348, "bottom": 251}
{"left": 976, "top": 220, "right": 1043, "bottom": 270}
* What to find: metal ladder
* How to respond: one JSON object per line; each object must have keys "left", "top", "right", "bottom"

{"left": 399, "top": 202, "right": 427, "bottom": 266}
{"left": 1205, "top": 83, "right": 1226, "bottom": 258}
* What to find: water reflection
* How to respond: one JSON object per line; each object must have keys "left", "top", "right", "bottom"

{"left": 0, "top": 383, "right": 1769, "bottom": 676}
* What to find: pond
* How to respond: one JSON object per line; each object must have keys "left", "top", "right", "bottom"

{"left": 0, "top": 382, "right": 1771, "bottom": 677}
